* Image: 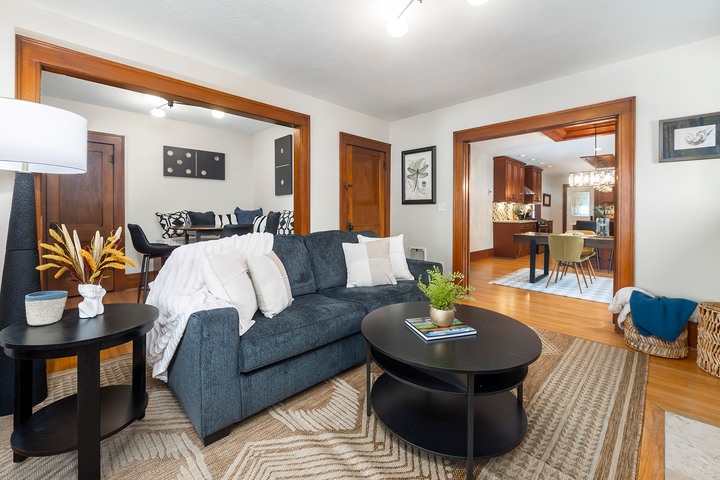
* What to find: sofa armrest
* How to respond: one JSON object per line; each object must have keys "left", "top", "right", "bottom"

{"left": 407, "top": 259, "right": 443, "bottom": 285}
{"left": 166, "top": 307, "right": 242, "bottom": 441}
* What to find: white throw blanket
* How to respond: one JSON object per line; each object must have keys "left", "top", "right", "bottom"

{"left": 608, "top": 286, "right": 655, "bottom": 327}
{"left": 145, "top": 233, "right": 274, "bottom": 381}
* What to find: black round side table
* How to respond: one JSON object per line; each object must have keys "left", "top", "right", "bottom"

{"left": 362, "top": 302, "right": 542, "bottom": 480}
{"left": 0, "top": 303, "right": 158, "bottom": 480}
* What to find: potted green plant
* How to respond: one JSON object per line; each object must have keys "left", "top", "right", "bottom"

{"left": 512, "top": 203, "right": 521, "bottom": 220}
{"left": 594, "top": 203, "right": 610, "bottom": 236}
{"left": 417, "top": 266, "right": 475, "bottom": 327}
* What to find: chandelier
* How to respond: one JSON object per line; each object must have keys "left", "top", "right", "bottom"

{"left": 568, "top": 124, "right": 615, "bottom": 192}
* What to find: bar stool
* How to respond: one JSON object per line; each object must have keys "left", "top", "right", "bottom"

{"left": 127, "top": 223, "right": 178, "bottom": 303}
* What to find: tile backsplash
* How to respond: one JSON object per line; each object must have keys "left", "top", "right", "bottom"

{"left": 493, "top": 202, "right": 534, "bottom": 221}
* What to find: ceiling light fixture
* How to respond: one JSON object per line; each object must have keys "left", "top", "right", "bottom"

{"left": 568, "top": 124, "right": 615, "bottom": 192}
{"left": 150, "top": 99, "right": 173, "bottom": 118}
{"left": 519, "top": 154, "right": 527, "bottom": 157}
{"left": 212, "top": 110, "right": 225, "bottom": 119}
{"left": 388, "top": 0, "right": 489, "bottom": 37}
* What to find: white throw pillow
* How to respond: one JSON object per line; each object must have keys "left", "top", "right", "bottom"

{"left": 247, "top": 251, "right": 293, "bottom": 318}
{"left": 342, "top": 239, "right": 397, "bottom": 288}
{"left": 357, "top": 234, "right": 414, "bottom": 281}
{"left": 201, "top": 251, "right": 258, "bottom": 324}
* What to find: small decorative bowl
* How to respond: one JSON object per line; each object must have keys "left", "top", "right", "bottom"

{"left": 25, "top": 291, "right": 68, "bottom": 326}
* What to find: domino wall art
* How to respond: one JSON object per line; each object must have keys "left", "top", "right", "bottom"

{"left": 163, "top": 145, "right": 225, "bottom": 180}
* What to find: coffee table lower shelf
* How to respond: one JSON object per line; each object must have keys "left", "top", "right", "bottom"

{"left": 371, "top": 373, "right": 527, "bottom": 458}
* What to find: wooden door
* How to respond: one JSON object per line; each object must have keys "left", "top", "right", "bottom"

{"left": 339, "top": 133, "right": 391, "bottom": 237}
{"left": 42, "top": 133, "right": 124, "bottom": 295}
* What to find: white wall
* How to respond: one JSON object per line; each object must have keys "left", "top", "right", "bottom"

{"left": 252, "top": 125, "right": 295, "bottom": 215}
{"left": 469, "top": 146, "right": 494, "bottom": 252}
{"left": 540, "top": 174, "right": 565, "bottom": 232}
{"left": 390, "top": 35, "right": 720, "bottom": 301}
{"left": 0, "top": 0, "right": 390, "bottom": 277}
{"left": 41, "top": 97, "right": 254, "bottom": 273}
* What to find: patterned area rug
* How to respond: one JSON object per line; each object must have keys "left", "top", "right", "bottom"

{"left": 489, "top": 268, "right": 614, "bottom": 304}
{"left": 0, "top": 328, "right": 647, "bottom": 479}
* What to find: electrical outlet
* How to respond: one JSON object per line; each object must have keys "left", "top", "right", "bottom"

{"left": 438, "top": 202, "right": 447, "bottom": 212}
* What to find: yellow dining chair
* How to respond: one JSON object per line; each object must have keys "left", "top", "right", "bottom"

{"left": 546, "top": 234, "right": 594, "bottom": 293}
{"left": 566, "top": 230, "right": 597, "bottom": 283}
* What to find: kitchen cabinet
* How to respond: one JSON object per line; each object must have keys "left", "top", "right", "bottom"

{"left": 493, "top": 156, "right": 526, "bottom": 203}
{"left": 493, "top": 221, "right": 537, "bottom": 258}
{"left": 524, "top": 165, "right": 543, "bottom": 203}
{"left": 594, "top": 187, "right": 615, "bottom": 206}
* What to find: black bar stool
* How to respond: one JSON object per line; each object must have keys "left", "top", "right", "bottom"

{"left": 127, "top": 223, "right": 178, "bottom": 303}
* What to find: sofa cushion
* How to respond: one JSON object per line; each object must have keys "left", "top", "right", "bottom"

{"left": 319, "top": 280, "right": 424, "bottom": 313}
{"left": 238, "top": 294, "right": 366, "bottom": 373}
{"left": 272, "top": 234, "right": 316, "bottom": 296}
{"left": 303, "top": 230, "right": 379, "bottom": 291}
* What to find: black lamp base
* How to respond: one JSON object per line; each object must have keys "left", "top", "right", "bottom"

{"left": 0, "top": 172, "right": 47, "bottom": 415}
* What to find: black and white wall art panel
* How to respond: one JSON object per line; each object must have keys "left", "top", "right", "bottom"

{"left": 163, "top": 145, "right": 225, "bottom": 180}
{"left": 275, "top": 134, "right": 293, "bottom": 195}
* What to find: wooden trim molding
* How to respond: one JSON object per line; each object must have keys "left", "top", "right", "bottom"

{"left": 470, "top": 249, "right": 494, "bottom": 262}
{"left": 338, "top": 132, "right": 391, "bottom": 237}
{"left": 15, "top": 35, "right": 311, "bottom": 235}
{"left": 453, "top": 98, "right": 636, "bottom": 332}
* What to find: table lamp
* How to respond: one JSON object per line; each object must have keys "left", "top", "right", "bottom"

{"left": 0, "top": 98, "right": 87, "bottom": 415}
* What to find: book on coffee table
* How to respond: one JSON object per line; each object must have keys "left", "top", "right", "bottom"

{"left": 405, "top": 317, "right": 477, "bottom": 342}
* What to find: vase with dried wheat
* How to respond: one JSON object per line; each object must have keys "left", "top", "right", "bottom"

{"left": 36, "top": 225, "right": 136, "bottom": 318}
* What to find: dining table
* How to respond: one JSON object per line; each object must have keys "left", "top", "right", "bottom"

{"left": 513, "top": 232, "right": 615, "bottom": 283}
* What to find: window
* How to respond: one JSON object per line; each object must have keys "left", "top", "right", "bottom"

{"left": 571, "top": 191, "right": 590, "bottom": 216}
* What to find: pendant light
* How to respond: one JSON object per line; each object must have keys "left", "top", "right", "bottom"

{"left": 568, "top": 124, "right": 615, "bottom": 191}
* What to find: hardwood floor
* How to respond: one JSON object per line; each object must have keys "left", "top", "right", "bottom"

{"left": 49, "top": 256, "right": 719, "bottom": 479}
{"left": 469, "top": 254, "right": 720, "bottom": 480}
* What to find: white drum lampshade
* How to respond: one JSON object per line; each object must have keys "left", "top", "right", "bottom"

{"left": 0, "top": 97, "right": 87, "bottom": 174}
{"left": 0, "top": 97, "right": 87, "bottom": 415}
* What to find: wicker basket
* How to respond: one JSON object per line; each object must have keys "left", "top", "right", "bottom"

{"left": 697, "top": 302, "right": 720, "bottom": 378}
{"left": 624, "top": 316, "right": 688, "bottom": 359}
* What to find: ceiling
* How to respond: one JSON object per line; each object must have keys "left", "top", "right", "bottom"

{"left": 471, "top": 132, "right": 616, "bottom": 176}
{"left": 20, "top": 0, "right": 720, "bottom": 122}
{"left": 41, "top": 72, "right": 275, "bottom": 136}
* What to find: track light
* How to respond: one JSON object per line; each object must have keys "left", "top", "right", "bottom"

{"left": 150, "top": 108, "right": 166, "bottom": 118}
{"left": 212, "top": 110, "right": 225, "bottom": 119}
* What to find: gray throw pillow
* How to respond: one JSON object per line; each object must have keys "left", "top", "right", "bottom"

{"left": 188, "top": 211, "right": 215, "bottom": 226}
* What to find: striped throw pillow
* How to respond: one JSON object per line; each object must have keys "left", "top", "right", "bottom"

{"left": 215, "top": 214, "right": 239, "bottom": 227}
{"left": 253, "top": 215, "right": 268, "bottom": 233}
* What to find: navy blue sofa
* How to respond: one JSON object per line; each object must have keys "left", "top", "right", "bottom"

{"left": 165, "top": 230, "right": 441, "bottom": 445}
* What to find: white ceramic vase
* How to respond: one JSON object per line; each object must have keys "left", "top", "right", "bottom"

{"left": 78, "top": 284, "right": 106, "bottom": 318}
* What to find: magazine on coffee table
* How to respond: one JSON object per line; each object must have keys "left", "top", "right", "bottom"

{"left": 405, "top": 317, "right": 477, "bottom": 342}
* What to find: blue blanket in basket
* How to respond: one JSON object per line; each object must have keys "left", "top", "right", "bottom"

{"left": 629, "top": 291, "right": 697, "bottom": 342}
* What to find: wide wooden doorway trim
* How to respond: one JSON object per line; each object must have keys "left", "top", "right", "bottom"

{"left": 453, "top": 97, "right": 635, "bottom": 330}
{"left": 339, "top": 133, "right": 391, "bottom": 237}
{"left": 16, "top": 35, "right": 311, "bottom": 237}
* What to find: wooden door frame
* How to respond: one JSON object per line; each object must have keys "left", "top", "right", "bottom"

{"left": 453, "top": 98, "right": 635, "bottom": 331}
{"left": 42, "top": 131, "right": 127, "bottom": 291}
{"left": 339, "top": 133, "right": 391, "bottom": 237}
{"left": 15, "top": 35, "right": 311, "bottom": 243}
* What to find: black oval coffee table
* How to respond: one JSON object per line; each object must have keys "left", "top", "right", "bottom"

{"left": 0, "top": 303, "right": 158, "bottom": 480}
{"left": 361, "top": 302, "right": 542, "bottom": 480}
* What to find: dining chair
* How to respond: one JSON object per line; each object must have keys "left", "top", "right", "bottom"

{"left": 127, "top": 223, "right": 178, "bottom": 303}
{"left": 546, "top": 234, "right": 594, "bottom": 293}
{"left": 566, "top": 230, "right": 597, "bottom": 283}
{"left": 219, "top": 224, "right": 253, "bottom": 238}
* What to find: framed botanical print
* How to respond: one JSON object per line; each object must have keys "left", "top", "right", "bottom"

{"left": 542, "top": 193, "right": 551, "bottom": 207}
{"left": 402, "top": 146, "right": 436, "bottom": 204}
{"left": 659, "top": 112, "right": 720, "bottom": 162}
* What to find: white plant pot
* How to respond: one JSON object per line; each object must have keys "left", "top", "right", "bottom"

{"left": 78, "top": 284, "right": 106, "bottom": 318}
